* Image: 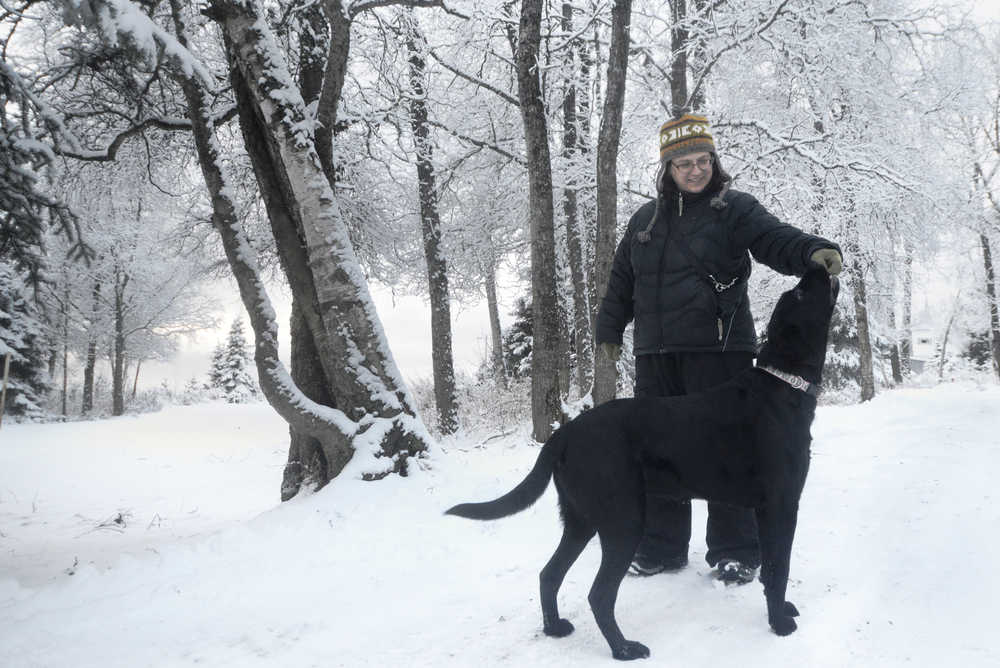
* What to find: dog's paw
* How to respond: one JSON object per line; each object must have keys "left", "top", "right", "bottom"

{"left": 611, "top": 640, "right": 650, "bottom": 661}
{"left": 784, "top": 601, "right": 799, "bottom": 617}
{"left": 543, "top": 618, "right": 574, "bottom": 638}
{"left": 769, "top": 614, "right": 798, "bottom": 636}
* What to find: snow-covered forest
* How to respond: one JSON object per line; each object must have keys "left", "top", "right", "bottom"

{"left": 2, "top": 1, "right": 1000, "bottom": 665}
{"left": 2, "top": 0, "right": 1000, "bottom": 508}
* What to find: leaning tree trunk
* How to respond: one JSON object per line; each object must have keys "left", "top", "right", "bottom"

{"left": 210, "top": 0, "right": 430, "bottom": 473}
{"left": 167, "top": 0, "right": 355, "bottom": 464}
{"left": 155, "top": 0, "right": 429, "bottom": 487}
{"left": 284, "top": 298, "right": 334, "bottom": 500}
{"left": 516, "top": 0, "right": 562, "bottom": 441}
{"left": 592, "top": 0, "right": 632, "bottom": 406}
{"left": 61, "top": 0, "right": 429, "bottom": 479}
{"left": 405, "top": 18, "right": 459, "bottom": 434}
{"left": 980, "top": 233, "right": 1000, "bottom": 381}
{"left": 281, "top": 0, "right": 344, "bottom": 497}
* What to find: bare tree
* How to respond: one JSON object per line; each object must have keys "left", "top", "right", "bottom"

{"left": 592, "top": 0, "right": 632, "bottom": 406}
{"left": 515, "top": 0, "right": 562, "bottom": 440}
{"left": 403, "top": 13, "right": 459, "bottom": 433}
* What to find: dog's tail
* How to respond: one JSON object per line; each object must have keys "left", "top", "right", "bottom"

{"left": 445, "top": 428, "right": 568, "bottom": 521}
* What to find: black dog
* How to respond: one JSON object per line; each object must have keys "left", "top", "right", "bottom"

{"left": 446, "top": 264, "right": 839, "bottom": 660}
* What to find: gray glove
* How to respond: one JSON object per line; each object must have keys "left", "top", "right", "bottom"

{"left": 810, "top": 248, "right": 843, "bottom": 275}
{"left": 600, "top": 342, "right": 622, "bottom": 362}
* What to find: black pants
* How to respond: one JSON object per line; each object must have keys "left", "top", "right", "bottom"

{"left": 634, "top": 351, "right": 761, "bottom": 568}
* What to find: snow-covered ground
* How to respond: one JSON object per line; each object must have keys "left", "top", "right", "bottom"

{"left": 1, "top": 383, "right": 998, "bottom": 667}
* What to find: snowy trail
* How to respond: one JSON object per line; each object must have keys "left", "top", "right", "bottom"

{"left": 1, "top": 384, "right": 998, "bottom": 667}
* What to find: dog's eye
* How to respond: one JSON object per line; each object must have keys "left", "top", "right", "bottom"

{"left": 794, "top": 288, "right": 804, "bottom": 301}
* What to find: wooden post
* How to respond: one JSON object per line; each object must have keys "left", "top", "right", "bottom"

{"left": 0, "top": 351, "right": 11, "bottom": 429}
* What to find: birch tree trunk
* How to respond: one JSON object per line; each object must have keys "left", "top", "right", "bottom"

{"left": 209, "top": 0, "right": 430, "bottom": 471}
{"left": 136, "top": 0, "right": 431, "bottom": 490}
{"left": 283, "top": 0, "right": 343, "bottom": 497}
{"left": 285, "top": 299, "right": 334, "bottom": 499}
{"left": 516, "top": 0, "right": 562, "bottom": 441}
{"left": 592, "top": 0, "right": 632, "bottom": 406}
{"left": 405, "top": 17, "right": 459, "bottom": 434}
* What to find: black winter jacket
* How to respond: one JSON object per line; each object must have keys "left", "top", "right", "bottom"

{"left": 596, "top": 187, "right": 840, "bottom": 355}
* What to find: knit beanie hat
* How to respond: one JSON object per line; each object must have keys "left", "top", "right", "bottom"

{"left": 658, "top": 114, "right": 716, "bottom": 165}
{"left": 638, "top": 115, "right": 728, "bottom": 243}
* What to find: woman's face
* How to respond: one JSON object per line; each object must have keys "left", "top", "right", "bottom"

{"left": 669, "top": 151, "right": 713, "bottom": 194}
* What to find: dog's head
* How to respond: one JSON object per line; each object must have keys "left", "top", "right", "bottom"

{"left": 757, "top": 262, "right": 840, "bottom": 384}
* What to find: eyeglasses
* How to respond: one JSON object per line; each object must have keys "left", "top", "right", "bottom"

{"left": 671, "top": 156, "right": 713, "bottom": 172}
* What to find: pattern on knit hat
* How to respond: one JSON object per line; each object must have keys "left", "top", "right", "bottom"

{"left": 659, "top": 114, "right": 716, "bottom": 164}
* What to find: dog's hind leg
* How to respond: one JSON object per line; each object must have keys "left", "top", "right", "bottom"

{"left": 590, "top": 520, "right": 649, "bottom": 660}
{"left": 540, "top": 510, "right": 595, "bottom": 638}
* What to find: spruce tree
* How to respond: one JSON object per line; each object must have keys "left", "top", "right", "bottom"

{"left": 207, "top": 343, "right": 225, "bottom": 393}
{"left": 0, "top": 261, "right": 51, "bottom": 420}
{"left": 218, "top": 319, "right": 257, "bottom": 403}
{"left": 502, "top": 297, "right": 534, "bottom": 379}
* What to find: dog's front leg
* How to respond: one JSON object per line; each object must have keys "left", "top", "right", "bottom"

{"left": 754, "top": 503, "right": 800, "bottom": 636}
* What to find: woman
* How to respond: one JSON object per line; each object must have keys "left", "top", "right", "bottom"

{"left": 595, "top": 114, "right": 843, "bottom": 584}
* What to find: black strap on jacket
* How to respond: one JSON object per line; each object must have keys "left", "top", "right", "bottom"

{"left": 666, "top": 222, "right": 750, "bottom": 346}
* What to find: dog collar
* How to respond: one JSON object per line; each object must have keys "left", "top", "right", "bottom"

{"left": 757, "top": 366, "right": 822, "bottom": 397}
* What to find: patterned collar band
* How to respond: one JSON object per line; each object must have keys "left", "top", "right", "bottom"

{"left": 757, "top": 365, "right": 822, "bottom": 397}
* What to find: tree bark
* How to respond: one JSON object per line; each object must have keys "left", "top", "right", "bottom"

{"left": 849, "top": 262, "right": 876, "bottom": 401}
{"left": 61, "top": 287, "right": 68, "bottom": 416}
{"left": 112, "top": 268, "right": 127, "bottom": 416}
{"left": 592, "top": 0, "right": 632, "bottom": 406}
{"left": 669, "top": 0, "right": 689, "bottom": 116}
{"left": 405, "top": 17, "right": 458, "bottom": 434}
{"left": 562, "top": 1, "right": 592, "bottom": 395}
{"left": 162, "top": 0, "right": 429, "bottom": 488}
{"left": 81, "top": 282, "right": 100, "bottom": 415}
{"left": 282, "top": 0, "right": 344, "bottom": 496}
{"left": 937, "top": 300, "right": 958, "bottom": 380}
{"left": 980, "top": 233, "right": 1000, "bottom": 380}
{"left": 688, "top": 0, "right": 708, "bottom": 112}
{"left": 516, "top": 0, "right": 562, "bottom": 441}
{"left": 888, "top": 290, "right": 902, "bottom": 384}
{"left": 213, "top": 0, "right": 430, "bottom": 474}
{"left": 484, "top": 252, "right": 508, "bottom": 388}
{"left": 283, "top": 298, "right": 334, "bottom": 500}
{"left": 901, "top": 250, "right": 913, "bottom": 375}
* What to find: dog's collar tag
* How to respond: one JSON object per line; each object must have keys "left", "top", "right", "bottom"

{"left": 757, "top": 366, "right": 821, "bottom": 397}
